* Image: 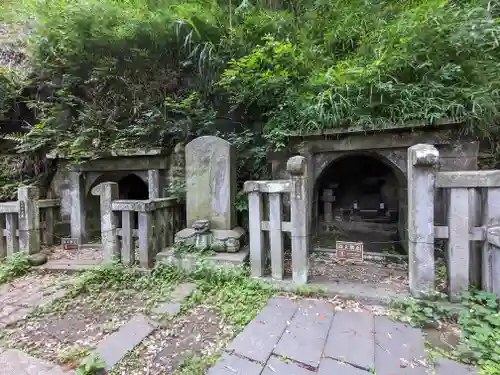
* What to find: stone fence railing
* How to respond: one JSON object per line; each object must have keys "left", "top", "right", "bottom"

{"left": 408, "top": 144, "right": 500, "bottom": 300}
{"left": 0, "top": 186, "right": 60, "bottom": 259}
{"left": 92, "top": 182, "right": 185, "bottom": 268}
{"left": 244, "top": 156, "right": 310, "bottom": 284}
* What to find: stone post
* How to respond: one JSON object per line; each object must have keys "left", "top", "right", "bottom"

{"left": 148, "top": 169, "right": 161, "bottom": 199}
{"left": 321, "top": 189, "right": 335, "bottom": 222}
{"left": 91, "top": 182, "right": 119, "bottom": 261}
{"left": 244, "top": 181, "right": 265, "bottom": 278}
{"left": 70, "top": 171, "right": 87, "bottom": 244}
{"left": 138, "top": 211, "right": 154, "bottom": 268}
{"left": 18, "top": 186, "right": 40, "bottom": 254}
{"left": 407, "top": 144, "right": 439, "bottom": 298}
{"left": 287, "top": 155, "right": 310, "bottom": 285}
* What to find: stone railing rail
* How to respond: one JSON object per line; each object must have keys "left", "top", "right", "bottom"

{"left": 244, "top": 156, "right": 310, "bottom": 285}
{"left": 0, "top": 187, "right": 60, "bottom": 259}
{"left": 92, "top": 182, "right": 185, "bottom": 268}
{"left": 408, "top": 144, "right": 500, "bottom": 300}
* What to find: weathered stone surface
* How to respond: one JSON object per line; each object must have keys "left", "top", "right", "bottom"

{"left": 407, "top": 144, "right": 439, "bottom": 298}
{"left": 185, "top": 136, "right": 236, "bottom": 230}
{"left": 151, "top": 302, "right": 181, "bottom": 315}
{"left": 228, "top": 297, "right": 298, "bottom": 362}
{"left": 286, "top": 155, "right": 310, "bottom": 285}
{"left": 0, "top": 275, "right": 67, "bottom": 328}
{"left": 261, "top": 356, "right": 312, "bottom": 375}
{"left": 374, "top": 316, "right": 428, "bottom": 375}
{"left": 323, "top": 311, "right": 374, "bottom": 370}
{"left": 18, "top": 186, "right": 41, "bottom": 255}
{"left": 156, "top": 247, "right": 249, "bottom": 270}
{"left": 175, "top": 228, "right": 245, "bottom": 252}
{"left": 207, "top": 353, "right": 263, "bottom": 375}
{"left": 151, "top": 282, "right": 196, "bottom": 315}
{"left": 0, "top": 349, "right": 74, "bottom": 375}
{"left": 96, "top": 313, "right": 155, "bottom": 369}
{"left": 170, "top": 282, "right": 196, "bottom": 301}
{"left": 317, "top": 358, "right": 368, "bottom": 375}
{"left": 274, "top": 299, "right": 333, "bottom": 367}
{"left": 434, "top": 358, "right": 478, "bottom": 375}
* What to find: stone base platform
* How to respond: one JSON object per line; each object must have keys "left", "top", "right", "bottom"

{"left": 156, "top": 246, "right": 249, "bottom": 270}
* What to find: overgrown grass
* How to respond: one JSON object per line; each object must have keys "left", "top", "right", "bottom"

{"left": 0, "top": 251, "right": 31, "bottom": 284}
{"left": 391, "top": 290, "right": 500, "bottom": 375}
{"left": 66, "top": 260, "right": 276, "bottom": 328}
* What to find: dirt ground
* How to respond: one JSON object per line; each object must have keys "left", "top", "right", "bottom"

{"left": 111, "top": 305, "right": 234, "bottom": 375}
{"left": 1, "top": 287, "right": 149, "bottom": 370}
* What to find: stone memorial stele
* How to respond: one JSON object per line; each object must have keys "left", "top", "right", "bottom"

{"left": 174, "top": 136, "right": 245, "bottom": 252}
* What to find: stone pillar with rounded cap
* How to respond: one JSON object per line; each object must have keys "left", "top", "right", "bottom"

{"left": 18, "top": 186, "right": 40, "bottom": 254}
{"left": 91, "top": 182, "right": 119, "bottom": 261}
{"left": 287, "top": 155, "right": 310, "bottom": 285}
{"left": 407, "top": 144, "right": 439, "bottom": 297}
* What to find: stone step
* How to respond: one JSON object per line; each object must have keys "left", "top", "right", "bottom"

{"left": 95, "top": 313, "right": 156, "bottom": 370}
{"left": 151, "top": 282, "right": 196, "bottom": 315}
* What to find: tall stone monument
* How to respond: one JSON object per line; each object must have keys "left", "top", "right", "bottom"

{"left": 174, "top": 136, "right": 245, "bottom": 252}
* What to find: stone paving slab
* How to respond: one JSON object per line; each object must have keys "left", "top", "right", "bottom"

{"left": 151, "top": 282, "right": 196, "bottom": 315}
{"left": 262, "top": 356, "right": 313, "bottom": 375}
{"left": 228, "top": 296, "right": 298, "bottom": 362}
{"left": 323, "top": 311, "right": 374, "bottom": 370}
{"left": 206, "top": 353, "right": 263, "bottom": 375}
{"left": 0, "top": 275, "right": 67, "bottom": 329}
{"left": 273, "top": 299, "right": 333, "bottom": 367}
{"left": 0, "top": 349, "right": 74, "bottom": 375}
{"left": 374, "top": 315, "right": 428, "bottom": 375}
{"left": 435, "top": 358, "right": 479, "bottom": 375}
{"left": 96, "top": 313, "right": 156, "bottom": 370}
{"left": 209, "top": 297, "right": 476, "bottom": 375}
{"left": 317, "top": 358, "right": 369, "bottom": 374}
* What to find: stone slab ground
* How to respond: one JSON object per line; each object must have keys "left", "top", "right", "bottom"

{"left": 0, "top": 275, "right": 477, "bottom": 375}
{"left": 0, "top": 349, "right": 74, "bottom": 375}
{"left": 208, "top": 297, "right": 479, "bottom": 375}
{"left": 0, "top": 273, "right": 68, "bottom": 329}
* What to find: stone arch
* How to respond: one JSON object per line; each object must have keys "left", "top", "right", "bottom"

{"left": 312, "top": 151, "right": 407, "bottom": 253}
{"left": 86, "top": 171, "right": 148, "bottom": 196}
{"left": 85, "top": 172, "right": 149, "bottom": 239}
{"left": 314, "top": 150, "right": 406, "bottom": 187}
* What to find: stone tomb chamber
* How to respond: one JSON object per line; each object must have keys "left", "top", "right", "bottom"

{"left": 267, "top": 122, "right": 479, "bottom": 254}
{"left": 48, "top": 147, "right": 185, "bottom": 243}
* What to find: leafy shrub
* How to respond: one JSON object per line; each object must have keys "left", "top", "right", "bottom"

{"left": 0, "top": 251, "right": 31, "bottom": 284}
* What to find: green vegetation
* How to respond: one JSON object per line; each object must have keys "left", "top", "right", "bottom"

{"left": 0, "top": 0, "right": 499, "bottom": 187}
{"left": 391, "top": 290, "right": 500, "bottom": 375}
{"left": 0, "top": 251, "right": 31, "bottom": 284}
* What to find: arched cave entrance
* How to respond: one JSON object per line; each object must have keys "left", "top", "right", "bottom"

{"left": 313, "top": 153, "right": 406, "bottom": 254}
{"left": 86, "top": 173, "right": 149, "bottom": 240}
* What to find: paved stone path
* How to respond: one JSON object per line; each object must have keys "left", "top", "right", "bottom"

{"left": 0, "top": 274, "right": 66, "bottom": 329}
{"left": 207, "top": 297, "right": 479, "bottom": 375}
{"left": 0, "top": 349, "right": 74, "bottom": 375}
{"left": 0, "top": 280, "right": 480, "bottom": 375}
{"left": 0, "top": 281, "right": 197, "bottom": 374}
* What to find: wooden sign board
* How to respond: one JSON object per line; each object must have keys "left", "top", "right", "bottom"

{"left": 62, "top": 238, "right": 79, "bottom": 251}
{"left": 336, "top": 241, "right": 364, "bottom": 261}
